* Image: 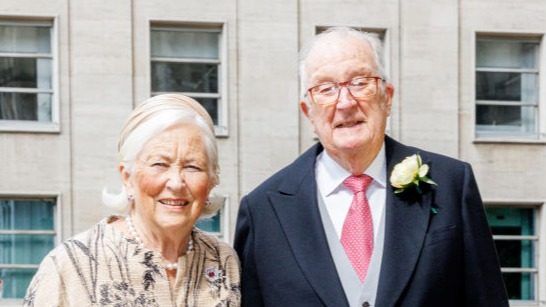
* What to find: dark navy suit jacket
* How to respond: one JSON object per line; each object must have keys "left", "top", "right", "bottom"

{"left": 234, "top": 137, "right": 509, "bottom": 307}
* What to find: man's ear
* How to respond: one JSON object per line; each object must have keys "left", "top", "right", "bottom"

{"left": 383, "top": 83, "right": 395, "bottom": 115}
{"left": 300, "top": 99, "right": 311, "bottom": 118}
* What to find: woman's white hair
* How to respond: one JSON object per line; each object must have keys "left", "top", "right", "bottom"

{"left": 299, "top": 27, "right": 388, "bottom": 98}
{"left": 102, "top": 94, "right": 222, "bottom": 218}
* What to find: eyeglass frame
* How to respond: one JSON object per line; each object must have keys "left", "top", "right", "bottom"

{"left": 306, "top": 76, "right": 385, "bottom": 106}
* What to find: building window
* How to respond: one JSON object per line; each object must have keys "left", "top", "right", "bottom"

{"left": 0, "top": 198, "right": 56, "bottom": 299}
{"left": 476, "top": 37, "right": 540, "bottom": 138}
{"left": 0, "top": 21, "right": 54, "bottom": 126}
{"left": 150, "top": 25, "right": 225, "bottom": 134}
{"left": 486, "top": 206, "right": 538, "bottom": 302}
{"left": 195, "top": 195, "right": 228, "bottom": 239}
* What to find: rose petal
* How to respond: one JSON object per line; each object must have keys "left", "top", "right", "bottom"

{"left": 418, "top": 164, "right": 429, "bottom": 178}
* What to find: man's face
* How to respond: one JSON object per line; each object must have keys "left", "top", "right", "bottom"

{"left": 300, "top": 36, "right": 394, "bottom": 159}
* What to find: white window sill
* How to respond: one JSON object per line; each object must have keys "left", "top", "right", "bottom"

{"left": 508, "top": 300, "right": 539, "bottom": 307}
{"left": 0, "top": 121, "right": 60, "bottom": 134}
{"left": 0, "top": 299, "right": 24, "bottom": 307}
{"left": 473, "top": 138, "right": 546, "bottom": 145}
{"left": 214, "top": 125, "right": 228, "bottom": 138}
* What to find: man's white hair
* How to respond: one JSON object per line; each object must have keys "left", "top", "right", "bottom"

{"left": 299, "top": 27, "right": 387, "bottom": 98}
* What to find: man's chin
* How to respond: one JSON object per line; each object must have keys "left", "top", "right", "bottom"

{"left": 332, "top": 135, "right": 370, "bottom": 151}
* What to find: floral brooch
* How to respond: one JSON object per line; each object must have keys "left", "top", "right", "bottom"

{"left": 205, "top": 267, "right": 225, "bottom": 288}
{"left": 390, "top": 153, "right": 436, "bottom": 194}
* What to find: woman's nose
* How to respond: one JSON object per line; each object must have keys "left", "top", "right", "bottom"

{"left": 166, "top": 169, "right": 185, "bottom": 191}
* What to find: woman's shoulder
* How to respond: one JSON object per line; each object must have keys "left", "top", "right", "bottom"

{"left": 192, "top": 228, "right": 237, "bottom": 257}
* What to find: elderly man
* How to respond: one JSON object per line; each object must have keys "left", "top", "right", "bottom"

{"left": 234, "top": 27, "right": 508, "bottom": 307}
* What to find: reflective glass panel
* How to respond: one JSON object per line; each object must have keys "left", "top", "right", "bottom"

{"left": 0, "top": 199, "right": 55, "bottom": 230}
{"left": 0, "top": 25, "right": 51, "bottom": 54}
{"left": 0, "top": 268, "right": 37, "bottom": 299}
{"left": 476, "top": 72, "right": 537, "bottom": 102}
{"left": 151, "top": 29, "right": 219, "bottom": 59}
{"left": 0, "top": 93, "right": 52, "bottom": 121}
{"left": 0, "top": 234, "right": 54, "bottom": 265}
{"left": 196, "top": 212, "right": 221, "bottom": 233}
{"left": 194, "top": 97, "right": 218, "bottom": 125}
{"left": 487, "top": 207, "right": 534, "bottom": 235}
{"left": 476, "top": 105, "right": 521, "bottom": 127}
{"left": 151, "top": 62, "right": 218, "bottom": 93}
{"left": 0, "top": 57, "right": 52, "bottom": 89}
{"left": 501, "top": 272, "right": 535, "bottom": 301}
{"left": 477, "top": 39, "right": 538, "bottom": 69}
{"left": 492, "top": 240, "right": 534, "bottom": 268}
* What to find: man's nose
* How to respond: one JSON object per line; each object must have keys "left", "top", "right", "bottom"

{"left": 336, "top": 86, "right": 357, "bottom": 109}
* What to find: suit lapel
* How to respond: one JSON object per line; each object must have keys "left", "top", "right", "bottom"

{"left": 268, "top": 144, "right": 350, "bottom": 307}
{"left": 375, "top": 137, "right": 433, "bottom": 307}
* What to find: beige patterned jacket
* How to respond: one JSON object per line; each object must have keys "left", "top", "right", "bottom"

{"left": 23, "top": 216, "right": 241, "bottom": 307}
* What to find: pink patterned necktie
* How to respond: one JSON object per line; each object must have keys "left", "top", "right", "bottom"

{"left": 341, "top": 174, "right": 374, "bottom": 282}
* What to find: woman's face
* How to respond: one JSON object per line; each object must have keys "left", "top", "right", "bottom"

{"left": 122, "top": 122, "right": 212, "bottom": 234}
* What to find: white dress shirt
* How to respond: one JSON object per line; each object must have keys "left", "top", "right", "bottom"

{"left": 316, "top": 145, "right": 387, "bottom": 240}
{"left": 315, "top": 144, "right": 387, "bottom": 307}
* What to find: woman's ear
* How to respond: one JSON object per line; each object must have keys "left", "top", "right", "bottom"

{"left": 119, "top": 162, "right": 132, "bottom": 189}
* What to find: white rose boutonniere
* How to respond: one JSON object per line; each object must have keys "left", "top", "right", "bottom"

{"left": 390, "top": 153, "right": 436, "bottom": 194}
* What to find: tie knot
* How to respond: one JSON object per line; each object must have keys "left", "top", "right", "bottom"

{"left": 343, "top": 175, "right": 373, "bottom": 193}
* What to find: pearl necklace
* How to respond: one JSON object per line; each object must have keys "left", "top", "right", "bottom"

{"left": 125, "top": 216, "right": 193, "bottom": 270}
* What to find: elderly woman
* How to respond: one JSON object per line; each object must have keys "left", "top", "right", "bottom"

{"left": 24, "top": 94, "right": 240, "bottom": 306}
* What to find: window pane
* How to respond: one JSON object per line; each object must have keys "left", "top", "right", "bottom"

{"left": 0, "top": 268, "right": 37, "bottom": 299}
{"left": 477, "top": 39, "right": 538, "bottom": 69}
{"left": 194, "top": 97, "right": 218, "bottom": 125}
{"left": 151, "top": 62, "right": 218, "bottom": 93}
{"left": 0, "top": 199, "right": 55, "bottom": 230}
{"left": 476, "top": 72, "right": 537, "bottom": 102}
{"left": 476, "top": 105, "right": 521, "bottom": 127}
{"left": 476, "top": 72, "right": 520, "bottom": 101}
{"left": 486, "top": 207, "right": 534, "bottom": 235}
{"left": 151, "top": 29, "right": 219, "bottom": 59}
{"left": 0, "top": 234, "right": 54, "bottom": 264}
{"left": 0, "top": 57, "right": 52, "bottom": 89}
{"left": 0, "top": 93, "right": 52, "bottom": 121}
{"left": 502, "top": 272, "right": 535, "bottom": 301}
{"left": 0, "top": 25, "right": 51, "bottom": 54}
{"left": 196, "top": 213, "right": 221, "bottom": 233}
{"left": 492, "top": 240, "right": 534, "bottom": 268}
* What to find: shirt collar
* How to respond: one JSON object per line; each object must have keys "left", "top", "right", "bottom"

{"left": 317, "top": 143, "right": 387, "bottom": 197}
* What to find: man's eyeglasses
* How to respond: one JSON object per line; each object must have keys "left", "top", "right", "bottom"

{"left": 307, "top": 76, "right": 384, "bottom": 106}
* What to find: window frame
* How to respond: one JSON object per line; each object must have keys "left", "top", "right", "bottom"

{"left": 473, "top": 33, "right": 544, "bottom": 141}
{"left": 0, "top": 193, "right": 60, "bottom": 302}
{"left": 485, "top": 201, "right": 543, "bottom": 305}
{"left": 0, "top": 18, "right": 59, "bottom": 133}
{"left": 149, "top": 23, "right": 228, "bottom": 136}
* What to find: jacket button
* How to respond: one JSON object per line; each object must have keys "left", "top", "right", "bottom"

{"left": 362, "top": 302, "right": 370, "bottom": 307}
